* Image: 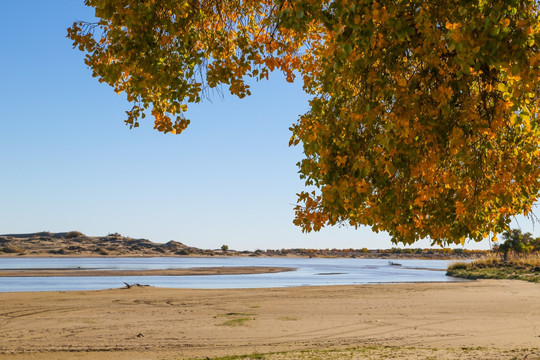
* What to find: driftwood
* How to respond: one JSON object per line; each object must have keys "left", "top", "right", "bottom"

{"left": 123, "top": 282, "right": 150, "bottom": 289}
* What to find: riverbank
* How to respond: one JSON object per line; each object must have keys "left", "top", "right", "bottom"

{"left": 447, "top": 255, "right": 540, "bottom": 283}
{"left": 0, "top": 280, "right": 538, "bottom": 359}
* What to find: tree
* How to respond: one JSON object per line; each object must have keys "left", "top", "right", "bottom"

{"left": 533, "top": 237, "right": 540, "bottom": 252}
{"left": 221, "top": 244, "right": 229, "bottom": 252}
{"left": 497, "top": 228, "right": 534, "bottom": 260}
{"left": 68, "top": 0, "right": 539, "bottom": 245}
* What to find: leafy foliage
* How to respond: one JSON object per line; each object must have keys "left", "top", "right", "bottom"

{"left": 69, "top": 0, "right": 539, "bottom": 245}
{"left": 496, "top": 228, "right": 535, "bottom": 260}
{"left": 67, "top": 0, "right": 302, "bottom": 134}
{"left": 287, "top": 1, "right": 540, "bottom": 245}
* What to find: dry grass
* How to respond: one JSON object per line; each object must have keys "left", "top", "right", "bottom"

{"left": 458, "top": 253, "right": 540, "bottom": 267}
{"left": 186, "top": 346, "right": 540, "bottom": 360}
{"left": 447, "top": 253, "right": 540, "bottom": 282}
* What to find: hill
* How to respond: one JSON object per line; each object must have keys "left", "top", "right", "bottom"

{"left": 0, "top": 231, "right": 488, "bottom": 259}
{"left": 0, "top": 231, "right": 208, "bottom": 257}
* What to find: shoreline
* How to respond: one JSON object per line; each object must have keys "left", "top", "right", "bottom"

{"left": 0, "top": 280, "right": 538, "bottom": 359}
{"left": 0, "top": 266, "right": 295, "bottom": 277}
{"left": 0, "top": 254, "right": 473, "bottom": 261}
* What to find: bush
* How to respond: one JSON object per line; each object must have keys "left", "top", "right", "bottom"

{"left": 65, "top": 231, "right": 84, "bottom": 239}
{"left": 175, "top": 249, "right": 191, "bottom": 255}
{"left": 1, "top": 246, "right": 24, "bottom": 253}
{"left": 448, "top": 262, "right": 468, "bottom": 270}
{"left": 48, "top": 249, "right": 67, "bottom": 255}
{"left": 94, "top": 247, "right": 108, "bottom": 255}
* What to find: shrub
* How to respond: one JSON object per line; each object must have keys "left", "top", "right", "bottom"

{"left": 65, "top": 231, "right": 84, "bottom": 239}
{"left": 48, "top": 249, "right": 67, "bottom": 255}
{"left": 94, "top": 247, "right": 108, "bottom": 255}
{"left": 448, "top": 262, "right": 468, "bottom": 271}
{"left": 1, "top": 246, "right": 24, "bottom": 253}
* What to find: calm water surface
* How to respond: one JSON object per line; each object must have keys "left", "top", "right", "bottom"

{"left": 0, "top": 257, "right": 463, "bottom": 292}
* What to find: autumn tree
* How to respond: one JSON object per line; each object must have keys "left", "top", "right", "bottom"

{"left": 69, "top": 0, "right": 539, "bottom": 245}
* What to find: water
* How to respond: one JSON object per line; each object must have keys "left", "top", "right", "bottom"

{"left": 0, "top": 257, "right": 463, "bottom": 292}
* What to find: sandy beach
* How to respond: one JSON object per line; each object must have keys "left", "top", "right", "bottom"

{"left": 0, "top": 279, "right": 538, "bottom": 359}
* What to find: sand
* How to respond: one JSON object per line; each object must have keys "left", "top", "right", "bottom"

{"left": 0, "top": 280, "right": 538, "bottom": 359}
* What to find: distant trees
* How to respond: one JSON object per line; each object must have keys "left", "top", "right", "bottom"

{"left": 221, "top": 244, "right": 229, "bottom": 252}
{"left": 495, "top": 229, "right": 536, "bottom": 261}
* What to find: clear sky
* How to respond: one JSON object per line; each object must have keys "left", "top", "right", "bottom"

{"left": 0, "top": 1, "right": 534, "bottom": 250}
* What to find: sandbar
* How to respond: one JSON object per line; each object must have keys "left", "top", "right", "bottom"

{"left": 0, "top": 266, "right": 294, "bottom": 277}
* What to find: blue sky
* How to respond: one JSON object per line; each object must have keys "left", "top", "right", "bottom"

{"left": 1, "top": 1, "right": 531, "bottom": 250}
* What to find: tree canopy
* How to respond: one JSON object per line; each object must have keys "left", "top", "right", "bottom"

{"left": 496, "top": 228, "right": 535, "bottom": 260}
{"left": 69, "top": 0, "right": 540, "bottom": 245}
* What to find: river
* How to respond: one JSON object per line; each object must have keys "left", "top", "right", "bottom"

{"left": 0, "top": 257, "right": 464, "bottom": 292}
